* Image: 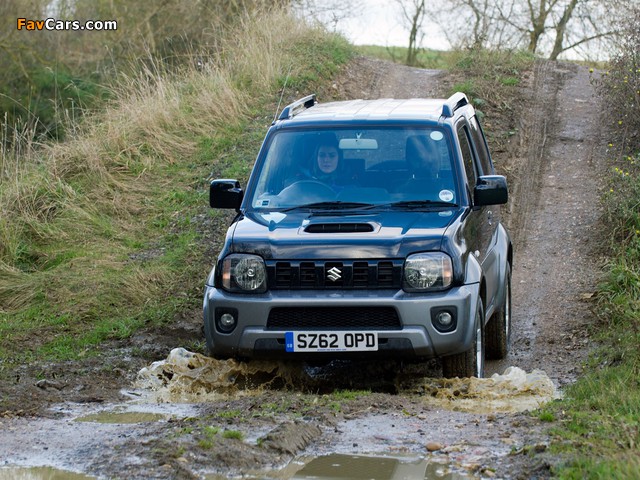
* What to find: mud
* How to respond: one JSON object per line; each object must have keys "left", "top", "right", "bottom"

{"left": 0, "top": 57, "right": 604, "bottom": 479}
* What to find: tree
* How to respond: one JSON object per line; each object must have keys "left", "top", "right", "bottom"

{"left": 439, "top": 0, "right": 630, "bottom": 60}
{"left": 433, "top": 0, "right": 522, "bottom": 50}
{"left": 293, "top": 0, "right": 362, "bottom": 30}
{"left": 396, "top": 0, "right": 427, "bottom": 66}
{"left": 547, "top": 0, "right": 627, "bottom": 60}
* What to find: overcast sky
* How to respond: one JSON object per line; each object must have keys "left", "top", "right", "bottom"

{"left": 318, "top": 0, "right": 450, "bottom": 51}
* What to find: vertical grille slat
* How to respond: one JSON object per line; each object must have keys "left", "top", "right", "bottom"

{"left": 300, "top": 262, "right": 316, "bottom": 287}
{"left": 352, "top": 261, "right": 370, "bottom": 287}
{"left": 377, "top": 261, "right": 394, "bottom": 287}
{"left": 275, "top": 262, "right": 292, "bottom": 288}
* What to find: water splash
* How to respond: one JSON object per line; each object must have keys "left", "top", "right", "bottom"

{"left": 415, "top": 367, "right": 559, "bottom": 413}
{"left": 135, "top": 348, "right": 302, "bottom": 402}
{"left": 136, "top": 349, "right": 558, "bottom": 412}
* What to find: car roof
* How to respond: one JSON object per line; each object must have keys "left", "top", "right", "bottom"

{"left": 276, "top": 98, "right": 453, "bottom": 127}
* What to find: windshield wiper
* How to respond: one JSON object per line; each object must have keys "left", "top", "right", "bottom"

{"left": 376, "top": 200, "right": 459, "bottom": 210}
{"left": 280, "top": 201, "right": 374, "bottom": 212}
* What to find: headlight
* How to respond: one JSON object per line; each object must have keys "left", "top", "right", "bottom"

{"left": 221, "top": 254, "right": 267, "bottom": 293}
{"left": 403, "top": 252, "right": 453, "bottom": 291}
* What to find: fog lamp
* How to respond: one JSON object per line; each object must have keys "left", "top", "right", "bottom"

{"left": 437, "top": 311, "right": 453, "bottom": 327}
{"left": 431, "top": 307, "right": 457, "bottom": 332}
{"left": 217, "top": 312, "right": 237, "bottom": 333}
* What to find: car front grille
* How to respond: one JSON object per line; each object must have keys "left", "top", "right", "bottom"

{"left": 266, "top": 307, "right": 401, "bottom": 330}
{"left": 266, "top": 260, "right": 403, "bottom": 289}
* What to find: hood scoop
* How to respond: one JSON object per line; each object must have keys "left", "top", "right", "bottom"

{"left": 304, "top": 222, "right": 375, "bottom": 233}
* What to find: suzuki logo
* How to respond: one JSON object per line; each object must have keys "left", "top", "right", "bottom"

{"left": 326, "top": 267, "right": 342, "bottom": 282}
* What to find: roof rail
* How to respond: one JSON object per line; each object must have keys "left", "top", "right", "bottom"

{"left": 278, "top": 94, "right": 317, "bottom": 120}
{"left": 441, "top": 92, "right": 469, "bottom": 117}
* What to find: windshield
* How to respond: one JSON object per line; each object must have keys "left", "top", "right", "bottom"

{"left": 248, "top": 127, "right": 458, "bottom": 211}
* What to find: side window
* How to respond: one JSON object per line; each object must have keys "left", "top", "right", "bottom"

{"left": 468, "top": 115, "right": 493, "bottom": 175}
{"left": 457, "top": 124, "right": 476, "bottom": 190}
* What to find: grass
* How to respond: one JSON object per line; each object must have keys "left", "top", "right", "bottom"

{"left": 541, "top": 146, "right": 640, "bottom": 476}
{"left": 355, "top": 45, "right": 455, "bottom": 70}
{"left": 331, "top": 389, "right": 371, "bottom": 401}
{"left": 195, "top": 424, "right": 244, "bottom": 447}
{"left": 0, "top": 8, "right": 354, "bottom": 365}
{"left": 447, "top": 48, "right": 534, "bottom": 106}
{"left": 222, "top": 430, "right": 244, "bottom": 440}
{"left": 216, "top": 409, "right": 243, "bottom": 419}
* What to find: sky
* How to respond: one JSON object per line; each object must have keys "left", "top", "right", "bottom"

{"left": 316, "top": 0, "right": 451, "bottom": 51}
{"left": 311, "top": 0, "right": 606, "bottom": 60}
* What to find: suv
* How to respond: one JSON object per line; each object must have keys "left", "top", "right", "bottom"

{"left": 204, "top": 93, "right": 513, "bottom": 378}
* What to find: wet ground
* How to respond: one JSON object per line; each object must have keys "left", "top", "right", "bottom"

{"left": 0, "top": 352, "right": 557, "bottom": 479}
{"left": 0, "top": 58, "right": 604, "bottom": 479}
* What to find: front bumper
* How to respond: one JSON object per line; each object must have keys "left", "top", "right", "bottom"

{"left": 203, "top": 284, "right": 480, "bottom": 360}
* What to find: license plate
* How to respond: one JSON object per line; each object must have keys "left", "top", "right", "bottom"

{"left": 285, "top": 331, "right": 378, "bottom": 352}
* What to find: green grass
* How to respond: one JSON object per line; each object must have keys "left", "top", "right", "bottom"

{"left": 216, "top": 409, "right": 243, "bottom": 419}
{"left": 355, "top": 45, "right": 455, "bottom": 69}
{"left": 546, "top": 148, "right": 640, "bottom": 477}
{"left": 331, "top": 389, "right": 371, "bottom": 400}
{"left": 0, "top": 10, "right": 354, "bottom": 365}
{"left": 222, "top": 429, "right": 244, "bottom": 440}
{"left": 447, "top": 48, "right": 534, "bottom": 103}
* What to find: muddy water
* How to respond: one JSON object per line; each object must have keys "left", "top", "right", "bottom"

{"left": 408, "top": 367, "right": 558, "bottom": 413}
{"left": 0, "top": 467, "right": 95, "bottom": 479}
{"left": 135, "top": 347, "right": 302, "bottom": 401}
{"left": 202, "top": 454, "right": 472, "bottom": 479}
{"left": 252, "top": 454, "right": 471, "bottom": 479}
{"left": 290, "top": 454, "right": 470, "bottom": 479}
{"left": 136, "top": 348, "right": 558, "bottom": 413}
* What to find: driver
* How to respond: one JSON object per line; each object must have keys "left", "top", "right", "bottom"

{"left": 284, "top": 133, "right": 353, "bottom": 190}
{"left": 309, "top": 133, "right": 362, "bottom": 192}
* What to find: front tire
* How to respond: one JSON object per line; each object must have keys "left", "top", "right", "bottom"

{"left": 486, "top": 264, "right": 512, "bottom": 360}
{"left": 442, "top": 298, "right": 485, "bottom": 378}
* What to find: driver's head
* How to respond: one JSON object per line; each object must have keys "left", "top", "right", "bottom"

{"left": 313, "top": 133, "right": 341, "bottom": 176}
{"left": 317, "top": 145, "right": 339, "bottom": 174}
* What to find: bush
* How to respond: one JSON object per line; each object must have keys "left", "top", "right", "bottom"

{"left": 591, "top": 9, "right": 640, "bottom": 154}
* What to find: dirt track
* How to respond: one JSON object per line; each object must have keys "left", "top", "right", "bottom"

{"left": 0, "top": 57, "right": 604, "bottom": 479}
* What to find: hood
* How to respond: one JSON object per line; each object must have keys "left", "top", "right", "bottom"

{"left": 228, "top": 208, "right": 463, "bottom": 259}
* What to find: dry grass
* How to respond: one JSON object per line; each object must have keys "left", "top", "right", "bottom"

{"left": 0, "top": 7, "right": 349, "bottom": 329}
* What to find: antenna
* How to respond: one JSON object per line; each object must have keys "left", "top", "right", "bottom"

{"left": 273, "top": 64, "right": 293, "bottom": 124}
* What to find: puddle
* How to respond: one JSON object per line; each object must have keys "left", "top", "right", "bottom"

{"left": 138, "top": 349, "right": 558, "bottom": 413}
{"left": 289, "top": 454, "right": 470, "bottom": 479}
{"left": 75, "top": 411, "right": 166, "bottom": 424}
{"left": 0, "top": 467, "right": 95, "bottom": 480}
{"left": 204, "top": 454, "right": 471, "bottom": 480}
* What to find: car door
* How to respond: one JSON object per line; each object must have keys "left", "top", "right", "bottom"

{"left": 457, "top": 122, "right": 499, "bottom": 311}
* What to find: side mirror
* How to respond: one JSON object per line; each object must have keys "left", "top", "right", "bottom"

{"left": 210, "top": 179, "right": 243, "bottom": 210}
{"left": 474, "top": 175, "right": 508, "bottom": 206}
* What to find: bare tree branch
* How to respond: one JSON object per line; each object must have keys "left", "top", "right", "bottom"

{"left": 395, "top": 0, "right": 427, "bottom": 66}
